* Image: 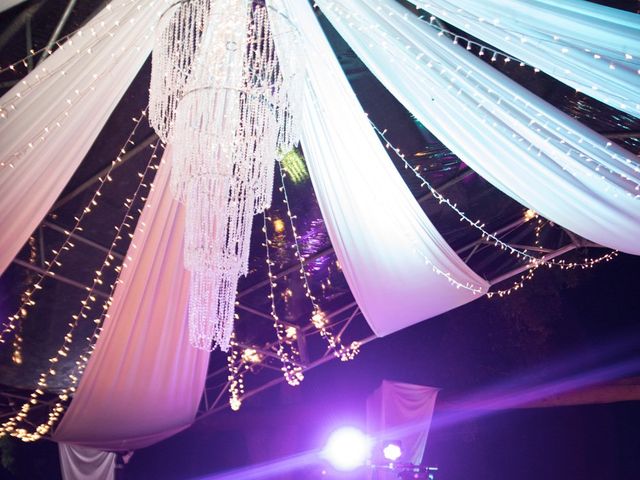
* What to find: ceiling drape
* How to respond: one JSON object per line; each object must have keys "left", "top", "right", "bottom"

{"left": 53, "top": 149, "right": 210, "bottom": 450}
{"left": 318, "top": 0, "right": 640, "bottom": 255}
{"left": 59, "top": 444, "right": 116, "bottom": 480}
{"left": 0, "top": 0, "right": 162, "bottom": 275}
{"left": 367, "top": 381, "right": 439, "bottom": 467}
{"left": 410, "top": 0, "right": 640, "bottom": 118}
{"left": 269, "top": 0, "right": 489, "bottom": 338}
{"left": 0, "top": 0, "right": 28, "bottom": 14}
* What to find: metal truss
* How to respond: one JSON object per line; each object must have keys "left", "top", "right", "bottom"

{"left": 4, "top": 157, "right": 610, "bottom": 427}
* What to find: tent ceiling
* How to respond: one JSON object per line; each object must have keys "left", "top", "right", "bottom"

{"left": 0, "top": 0, "right": 638, "bottom": 426}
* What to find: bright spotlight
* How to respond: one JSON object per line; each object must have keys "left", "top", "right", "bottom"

{"left": 382, "top": 442, "right": 402, "bottom": 462}
{"left": 323, "top": 426, "right": 371, "bottom": 471}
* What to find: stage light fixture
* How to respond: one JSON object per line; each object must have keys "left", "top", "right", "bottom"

{"left": 382, "top": 442, "right": 402, "bottom": 461}
{"left": 322, "top": 426, "right": 371, "bottom": 471}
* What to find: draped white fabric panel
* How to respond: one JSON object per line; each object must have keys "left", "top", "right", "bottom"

{"left": 53, "top": 150, "right": 210, "bottom": 450}
{"left": 0, "top": 0, "right": 163, "bottom": 275}
{"left": 0, "top": 0, "right": 27, "bottom": 14}
{"left": 367, "top": 381, "right": 439, "bottom": 468}
{"left": 59, "top": 444, "right": 115, "bottom": 480}
{"left": 411, "top": 0, "right": 640, "bottom": 118}
{"left": 318, "top": 0, "right": 640, "bottom": 255}
{"left": 269, "top": 0, "right": 488, "bottom": 338}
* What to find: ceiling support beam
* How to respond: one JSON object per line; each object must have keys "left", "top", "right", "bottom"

{"left": 196, "top": 241, "right": 591, "bottom": 421}
{"left": 37, "top": 0, "right": 78, "bottom": 65}
{"left": 42, "top": 221, "right": 124, "bottom": 260}
{"left": 0, "top": 1, "right": 45, "bottom": 53}
{"left": 52, "top": 133, "right": 158, "bottom": 211}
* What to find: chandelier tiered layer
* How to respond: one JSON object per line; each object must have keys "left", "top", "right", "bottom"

{"left": 150, "top": 0, "right": 300, "bottom": 351}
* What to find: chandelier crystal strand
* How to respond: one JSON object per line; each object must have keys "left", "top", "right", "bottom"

{"left": 151, "top": 0, "right": 302, "bottom": 351}
{"left": 149, "top": 0, "right": 212, "bottom": 143}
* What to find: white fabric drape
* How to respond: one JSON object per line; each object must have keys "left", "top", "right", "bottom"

{"left": 59, "top": 444, "right": 115, "bottom": 480}
{"left": 0, "top": 0, "right": 27, "bottom": 14}
{"left": 0, "top": 0, "right": 163, "bottom": 275}
{"left": 269, "top": 0, "right": 488, "bottom": 338}
{"left": 367, "top": 381, "right": 439, "bottom": 467}
{"left": 411, "top": 0, "right": 640, "bottom": 118}
{"left": 53, "top": 150, "right": 210, "bottom": 450}
{"left": 318, "top": 0, "right": 640, "bottom": 255}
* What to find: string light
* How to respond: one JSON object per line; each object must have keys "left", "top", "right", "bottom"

{"left": 487, "top": 217, "right": 547, "bottom": 298}
{"left": 322, "top": 1, "right": 640, "bottom": 201}
{"left": 0, "top": 5, "right": 157, "bottom": 171}
{"left": 0, "top": 125, "right": 160, "bottom": 442}
{"left": 0, "top": 0, "right": 160, "bottom": 108}
{"left": 10, "top": 236, "right": 38, "bottom": 366}
{"left": 487, "top": 219, "right": 618, "bottom": 297}
{"left": 276, "top": 159, "right": 359, "bottom": 361}
{"left": 0, "top": 0, "right": 143, "bottom": 77}
{"left": 241, "top": 348, "right": 262, "bottom": 364}
{"left": 372, "top": 122, "right": 620, "bottom": 270}
{"left": 2, "top": 73, "right": 110, "bottom": 169}
{"left": 0, "top": 108, "right": 150, "bottom": 345}
{"left": 418, "top": 15, "right": 530, "bottom": 69}
{"left": 414, "top": 1, "right": 639, "bottom": 114}
{"left": 226, "top": 333, "right": 246, "bottom": 411}
{"left": 262, "top": 212, "right": 305, "bottom": 386}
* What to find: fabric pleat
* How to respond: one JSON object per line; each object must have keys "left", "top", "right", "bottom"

{"left": 0, "top": 0, "right": 163, "bottom": 275}
{"left": 269, "top": 0, "right": 489, "bottom": 338}
{"left": 53, "top": 149, "right": 210, "bottom": 450}
{"left": 411, "top": 0, "right": 640, "bottom": 118}
{"left": 318, "top": 0, "right": 640, "bottom": 255}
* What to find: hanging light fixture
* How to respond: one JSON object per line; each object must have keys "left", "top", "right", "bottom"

{"left": 150, "top": 0, "right": 301, "bottom": 351}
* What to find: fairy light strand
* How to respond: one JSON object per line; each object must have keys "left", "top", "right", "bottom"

{"left": 414, "top": 3, "right": 640, "bottom": 114}
{"left": 276, "top": 159, "right": 359, "bottom": 361}
{"left": 418, "top": 14, "right": 535, "bottom": 70}
{"left": 0, "top": 0, "right": 158, "bottom": 111}
{"left": 487, "top": 218, "right": 618, "bottom": 297}
{"left": 372, "top": 122, "right": 620, "bottom": 270}
{"left": 0, "top": 140, "right": 161, "bottom": 442}
{"left": 0, "top": 8, "right": 157, "bottom": 171}
{"left": 0, "top": 0, "right": 143, "bottom": 77}
{"left": 322, "top": 1, "right": 640, "bottom": 198}
{"left": 262, "top": 212, "right": 305, "bottom": 386}
{"left": 10, "top": 236, "right": 39, "bottom": 366}
{"left": 0, "top": 108, "right": 150, "bottom": 345}
{"left": 226, "top": 333, "right": 246, "bottom": 411}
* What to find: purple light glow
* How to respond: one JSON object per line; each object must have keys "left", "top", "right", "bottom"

{"left": 322, "top": 426, "right": 371, "bottom": 471}
{"left": 193, "top": 451, "right": 318, "bottom": 480}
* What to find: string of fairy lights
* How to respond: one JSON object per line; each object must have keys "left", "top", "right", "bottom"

{"left": 321, "top": 0, "right": 640, "bottom": 198}
{"left": 0, "top": 109, "right": 150, "bottom": 345}
{"left": 226, "top": 333, "right": 246, "bottom": 411}
{"left": 372, "top": 122, "right": 619, "bottom": 271}
{"left": 10, "top": 236, "right": 38, "bottom": 366}
{"left": 2, "top": 73, "right": 111, "bottom": 169}
{"left": 262, "top": 212, "right": 305, "bottom": 387}
{"left": 0, "top": 0, "right": 155, "bottom": 103}
{"left": 0, "top": 113, "right": 160, "bottom": 442}
{"left": 226, "top": 157, "right": 361, "bottom": 410}
{"left": 275, "top": 158, "right": 360, "bottom": 362}
{"left": 0, "top": 5, "right": 157, "bottom": 172}
{"left": 0, "top": 0, "right": 147, "bottom": 82}
{"left": 417, "top": 15, "right": 535, "bottom": 70}
{"left": 487, "top": 217, "right": 618, "bottom": 297}
{"left": 414, "top": 1, "right": 640, "bottom": 116}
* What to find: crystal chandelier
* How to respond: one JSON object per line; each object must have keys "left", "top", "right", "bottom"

{"left": 150, "top": 0, "right": 301, "bottom": 350}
